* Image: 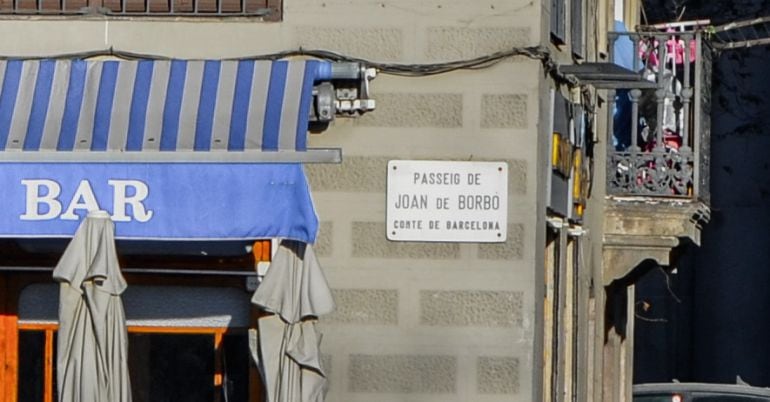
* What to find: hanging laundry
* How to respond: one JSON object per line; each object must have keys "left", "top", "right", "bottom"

{"left": 665, "top": 29, "right": 698, "bottom": 65}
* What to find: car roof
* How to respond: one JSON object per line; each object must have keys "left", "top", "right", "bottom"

{"left": 634, "top": 383, "right": 770, "bottom": 397}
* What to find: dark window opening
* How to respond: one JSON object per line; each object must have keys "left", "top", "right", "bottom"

{"left": 222, "top": 333, "right": 251, "bottom": 402}
{"left": 18, "top": 331, "right": 45, "bottom": 402}
{"left": 18, "top": 330, "right": 253, "bottom": 402}
{"left": 130, "top": 333, "right": 215, "bottom": 402}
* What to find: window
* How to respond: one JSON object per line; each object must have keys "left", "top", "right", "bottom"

{"left": 693, "top": 396, "right": 770, "bottom": 402}
{"left": 551, "top": 0, "right": 586, "bottom": 57}
{"left": 16, "top": 284, "right": 259, "bottom": 402}
{"left": 0, "top": 0, "right": 281, "bottom": 18}
{"left": 632, "top": 396, "right": 677, "bottom": 402}
{"left": 18, "top": 326, "right": 253, "bottom": 402}
{"left": 634, "top": 394, "right": 770, "bottom": 402}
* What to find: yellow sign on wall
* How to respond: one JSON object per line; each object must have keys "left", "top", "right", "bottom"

{"left": 551, "top": 132, "right": 590, "bottom": 219}
{"left": 552, "top": 132, "right": 573, "bottom": 177}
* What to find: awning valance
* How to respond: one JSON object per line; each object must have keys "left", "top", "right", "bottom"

{"left": 0, "top": 163, "right": 319, "bottom": 241}
{"left": 0, "top": 58, "right": 341, "bottom": 162}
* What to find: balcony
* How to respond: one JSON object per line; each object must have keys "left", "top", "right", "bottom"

{"left": 602, "top": 27, "right": 713, "bottom": 284}
{"left": 607, "top": 29, "right": 712, "bottom": 203}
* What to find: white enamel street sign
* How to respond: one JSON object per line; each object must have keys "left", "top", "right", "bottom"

{"left": 386, "top": 160, "right": 508, "bottom": 242}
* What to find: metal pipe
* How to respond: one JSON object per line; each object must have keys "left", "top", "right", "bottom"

{"left": 632, "top": 33, "right": 640, "bottom": 72}
{"left": 608, "top": 33, "right": 617, "bottom": 65}
{"left": 330, "top": 62, "right": 362, "bottom": 80}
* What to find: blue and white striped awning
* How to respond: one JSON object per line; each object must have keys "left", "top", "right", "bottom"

{"left": 0, "top": 58, "right": 339, "bottom": 162}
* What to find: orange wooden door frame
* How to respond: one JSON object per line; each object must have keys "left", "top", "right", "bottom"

{"left": 0, "top": 274, "right": 19, "bottom": 402}
{"left": 4, "top": 239, "right": 273, "bottom": 402}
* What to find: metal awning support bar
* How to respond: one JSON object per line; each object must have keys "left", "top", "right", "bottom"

{"left": 0, "top": 266, "right": 257, "bottom": 276}
{"left": 558, "top": 62, "right": 657, "bottom": 89}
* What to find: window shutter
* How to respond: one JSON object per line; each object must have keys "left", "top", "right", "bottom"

{"left": 551, "top": 0, "right": 566, "bottom": 44}
{"left": 571, "top": 0, "right": 585, "bottom": 58}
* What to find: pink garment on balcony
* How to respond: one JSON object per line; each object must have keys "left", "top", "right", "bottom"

{"left": 666, "top": 35, "right": 697, "bottom": 65}
{"left": 639, "top": 33, "right": 697, "bottom": 68}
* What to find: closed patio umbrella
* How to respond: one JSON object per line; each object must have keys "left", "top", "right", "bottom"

{"left": 53, "top": 210, "right": 131, "bottom": 402}
{"left": 250, "top": 240, "right": 335, "bottom": 402}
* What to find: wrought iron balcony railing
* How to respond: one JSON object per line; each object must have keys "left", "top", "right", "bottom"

{"left": 607, "top": 29, "right": 712, "bottom": 202}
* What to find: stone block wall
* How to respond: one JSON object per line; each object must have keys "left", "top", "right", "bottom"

{"left": 291, "top": 3, "right": 542, "bottom": 400}
{"left": 297, "top": 3, "right": 543, "bottom": 399}
{"left": 0, "top": 0, "right": 546, "bottom": 400}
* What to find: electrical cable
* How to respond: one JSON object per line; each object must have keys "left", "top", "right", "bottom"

{"left": 0, "top": 44, "right": 590, "bottom": 115}
{"left": 239, "top": 46, "right": 553, "bottom": 77}
{"left": 0, "top": 44, "right": 573, "bottom": 83}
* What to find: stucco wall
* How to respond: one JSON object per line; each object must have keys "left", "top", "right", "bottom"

{"left": 0, "top": 0, "right": 546, "bottom": 400}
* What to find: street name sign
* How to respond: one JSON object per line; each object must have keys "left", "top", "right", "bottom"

{"left": 386, "top": 160, "right": 508, "bottom": 242}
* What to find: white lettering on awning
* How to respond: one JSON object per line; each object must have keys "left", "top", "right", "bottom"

{"left": 20, "top": 179, "right": 153, "bottom": 223}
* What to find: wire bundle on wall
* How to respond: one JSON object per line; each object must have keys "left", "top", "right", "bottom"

{"left": 0, "top": 45, "right": 564, "bottom": 80}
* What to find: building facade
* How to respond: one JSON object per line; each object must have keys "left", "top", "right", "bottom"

{"left": 0, "top": 0, "right": 711, "bottom": 401}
